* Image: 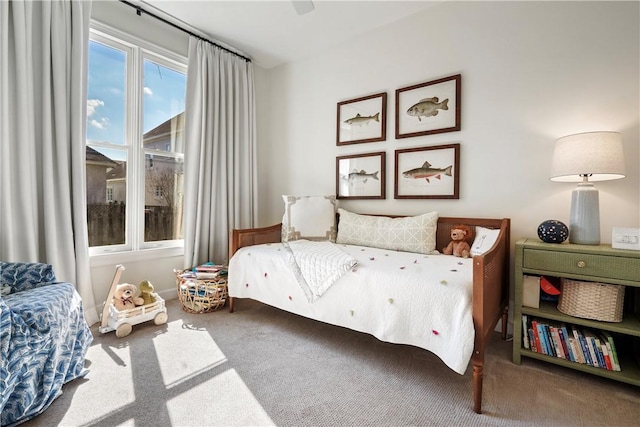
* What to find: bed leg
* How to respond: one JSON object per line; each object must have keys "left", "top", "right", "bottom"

{"left": 229, "top": 297, "right": 234, "bottom": 313}
{"left": 473, "top": 361, "right": 483, "bottom": 414}
{"left": 501, "top": 305, "right": 508, "bottom": 340}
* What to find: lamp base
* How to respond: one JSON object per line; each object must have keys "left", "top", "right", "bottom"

{"left": 569, "top": 182, "right": 600, "bottom": 245}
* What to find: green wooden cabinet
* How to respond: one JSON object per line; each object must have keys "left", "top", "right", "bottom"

{"left": 513, "top": 238, "right": 640, "bottom": 385}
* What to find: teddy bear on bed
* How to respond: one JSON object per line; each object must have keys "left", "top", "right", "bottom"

{"left": 113, "top": 283, "right": 144, "bottom": 311}
{"left": 443, "top": 224, "right": 472, "bottom": 258}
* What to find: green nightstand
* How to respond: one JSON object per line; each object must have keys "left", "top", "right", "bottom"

{"left": 512, "top": 238, "right": 640, "bottom": 386}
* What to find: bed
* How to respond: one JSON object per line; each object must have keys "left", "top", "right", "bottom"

{"left": 227, "top": 208, "right": 510, "bottom": 414}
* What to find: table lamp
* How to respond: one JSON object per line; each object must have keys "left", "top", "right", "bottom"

{"left": 550, "top": 131, "right": 625, "bottom": 245}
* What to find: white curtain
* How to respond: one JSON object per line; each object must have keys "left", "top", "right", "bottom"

{"left": 184, "top": 37, "right": 257, "bottom": 267}
{"left": 0, "top": 0, "right": 98, "bottom": 324}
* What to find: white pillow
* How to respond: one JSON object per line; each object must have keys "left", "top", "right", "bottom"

{"left": 281, "top": 195, "right": 337, "bottom": 242}
{"left": 336, "top": 209, "right": 438, "bottom": 254}
{"left": 470, "top": 226, "right": 501, "bottom": 256}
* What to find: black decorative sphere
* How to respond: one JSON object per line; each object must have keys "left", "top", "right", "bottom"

{"left": 537, "top": 220, "right": 569, "bottom": 243}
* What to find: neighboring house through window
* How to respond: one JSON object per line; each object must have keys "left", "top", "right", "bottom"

{"left": 85, "top": 22, "right": 186, "bottom": 254}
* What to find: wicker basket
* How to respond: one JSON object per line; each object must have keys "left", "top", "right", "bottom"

{"left": 174, "top": 269, "right": 228, "bottom": 314}
{"left": 557, "top": 278, "right": 625, "bottom": 322}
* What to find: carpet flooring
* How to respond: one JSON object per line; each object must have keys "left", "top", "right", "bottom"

{"left": 21, "top": 298, "right": 640, "bottom": 426}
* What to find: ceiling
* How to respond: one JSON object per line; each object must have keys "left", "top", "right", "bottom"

{"left": 140, "top": 1, "right": 439, "bottom": 68}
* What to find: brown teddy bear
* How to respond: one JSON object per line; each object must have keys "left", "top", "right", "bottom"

{"left": 443, "top": 224, "right": 472, "bottom": 258}
{"left": 113, "top": 283, "right": 144, "bottom": 311}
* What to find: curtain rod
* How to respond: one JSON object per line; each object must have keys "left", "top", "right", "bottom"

{"left": 119, "top": 0, "right": 251, "bottom": 62}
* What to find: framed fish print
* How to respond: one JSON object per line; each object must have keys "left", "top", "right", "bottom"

{"left": 395, "top": 74, "right": 461, "bottom": 139}
{"left": 337, "top": 92, "right": 387, "bottom": 145}
{"left": 336, "top": 151, "right": 386, "bottom": 199}
{"left": 394, "top": 143, "right": 460, "bottom": 199}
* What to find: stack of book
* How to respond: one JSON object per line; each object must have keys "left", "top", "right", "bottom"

{"left": 193, "top": 264, "right": 222, "bottom": 279}
{"left": 178, "top": 263, "right": 228, "bottom": 280}
{"left": 521, "top": 314, "right": 621, "bottom": 371}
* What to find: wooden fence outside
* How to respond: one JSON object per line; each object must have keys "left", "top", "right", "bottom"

{"left": 87, "top": 204, "right": 177, "bottom": 247}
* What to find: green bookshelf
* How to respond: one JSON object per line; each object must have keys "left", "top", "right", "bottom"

{"left": 513, "top": 239, "right": 640, "bottom": 387}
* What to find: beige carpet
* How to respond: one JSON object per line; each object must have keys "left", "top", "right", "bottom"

{"left": 22, "top": 298, "right": 640, "bottom": 427}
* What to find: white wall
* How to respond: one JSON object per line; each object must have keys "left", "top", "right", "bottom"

{"left": 258, "top": 0, "right": 640, "bottom": 251}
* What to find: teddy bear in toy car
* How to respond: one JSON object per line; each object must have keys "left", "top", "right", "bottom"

{"left": 113, "top": 283, "right": 144, "bottom": 311}
{"left": 442, "top": 224, "right": 472, "bottom": 258}
{"left": 138, "top": 280, "right": 157, "bottom": 305}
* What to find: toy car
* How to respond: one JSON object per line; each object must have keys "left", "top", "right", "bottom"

{"left": 99, "top": 265, "right": 168, "bottom": 338}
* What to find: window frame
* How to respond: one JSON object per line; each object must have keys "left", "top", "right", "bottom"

{"left": 87, "top": 21, "right": 187, "bottom": 258}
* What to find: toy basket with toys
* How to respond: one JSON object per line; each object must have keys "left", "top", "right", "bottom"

{"left": 99, "top": 264, "right": 168, "bottom": 338}
{"left": 174, "top": 264, "right": 228, "bottom": 313}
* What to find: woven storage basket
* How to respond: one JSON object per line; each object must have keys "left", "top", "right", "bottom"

{"left": 557, "top": 278, "right": 625, "bottom": 322}
{"left": 174, "top": 269, "right": 228, "bottom": 314}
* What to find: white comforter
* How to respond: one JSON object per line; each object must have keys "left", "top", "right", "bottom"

{"left": 228, "top": 242, "right": 475, "bottom": 374}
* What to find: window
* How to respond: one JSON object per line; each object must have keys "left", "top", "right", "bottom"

{"left": 86, "top": 24, "right": 187, "bottom": 254}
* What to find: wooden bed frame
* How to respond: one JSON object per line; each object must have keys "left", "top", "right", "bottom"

{"left": 228, "top": 215, "right": 511, "bottom": 414}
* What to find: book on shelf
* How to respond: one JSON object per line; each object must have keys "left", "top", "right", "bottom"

{"left": 530, "top": 319, "right": 543, "bottom": 354}
{"left": 521, "top": 315, "right": 538, "bottom": 353}
{"left": 600, "top": 330, "right": 621, "bottom": 371}
{"left": 522, "top": 315, "right": 530, "bottom": 350}
{"left": 568, "top": 337, "right": 584, "bottom": 364}
{"left": 521, "top": 317, "right": 622, "bottom": 372}
{"left": 584, "top": 329, "right": 607, "bottom": 369}
{"left": 571, "top": 326, "right": 593, "bottom": 366}
{"left": 557, "top": 324, "right": 573, "bottom": 362}
{"left": 542, "top": 324, "right": 557, "bottom": 357}
{"left": 534, "top": 321, "right": 549, "bottom": 355}
{"left": 600, "top": 341, "right": 613, "bottom": 370}
{"left": 594, "top": 334, "right": 609, "bottom": 369}
{"left": 528, "top": 329, "right": 538, "bottom": 352}
{"left": 549, "top": 325, "right": 565, "bottom": 359}
{"left": 567, "top": 326, "right": 580, "bottom": 363}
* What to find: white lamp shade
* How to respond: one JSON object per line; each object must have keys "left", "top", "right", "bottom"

{"left": 550, "top": 131, "right": 626, "bottom": 182}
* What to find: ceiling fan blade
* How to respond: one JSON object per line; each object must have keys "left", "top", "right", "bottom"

{"left": 292, "top": 0, "right": 314, "bottom": 16}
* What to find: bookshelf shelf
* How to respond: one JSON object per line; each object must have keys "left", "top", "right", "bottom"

{"left": 513, "top": 239, "right": 640, "bottom": 388}
{"left": 522, "top": 302, "right": 640, "bottom": 337}
{"left": 520, "top": 349, "right": 640, "bottom": 386}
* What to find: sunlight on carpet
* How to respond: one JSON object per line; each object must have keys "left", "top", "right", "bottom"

{"left": 167, "top": 368, "right": 275, "bottom": 426}
{"left": 75, "top": 337, "right": 137, "bottom": 422}
{"left": 153, "top": 319, "right": 227, "bottom": 386}
{"left": 23, "top": 311, "right": 276, "bottom": 426}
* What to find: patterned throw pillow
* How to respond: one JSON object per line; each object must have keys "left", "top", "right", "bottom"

{"left": 469, "top": 226, "right": 501, "bottom": 256}
{"left": 0, "top": 262, "right": 56, "bottom": 294}
{"left": 281, "top": 195, "right": 337, "bottom": 242}
{"left": 336, "top": 209, "right": 438, "bottom": 254}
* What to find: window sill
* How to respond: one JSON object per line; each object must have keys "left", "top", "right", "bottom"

{"left": 90, "top": 245, "right": 184, "bottom": 267}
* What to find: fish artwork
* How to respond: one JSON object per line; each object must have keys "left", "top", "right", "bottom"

{"left": 406, "top": 97, "right": 449, "bottom": 121}
{"left": 343, "top": 112, "right": 380, "bottom": 127}
{"left": 402, "top": 161, "right": 452, "bottom": 183}
{"left": 343, "top": 169, "right": 379, "bottom": 184}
